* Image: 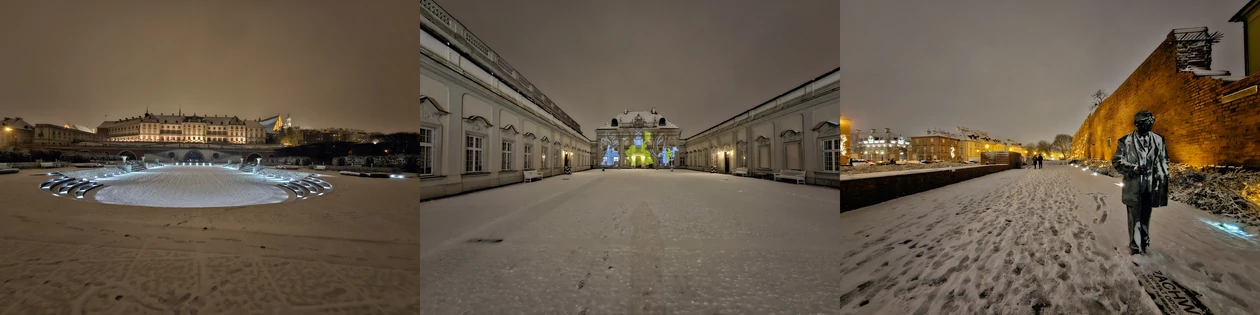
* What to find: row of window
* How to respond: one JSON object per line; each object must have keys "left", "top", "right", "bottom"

{"left": 417, "top": 127, "right": 591, "bottom": 176}
{"left": 682, "top": 138, "right": 843, "bottom": 172}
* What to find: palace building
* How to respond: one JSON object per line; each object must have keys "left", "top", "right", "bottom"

{"left": 594, "top": 108, "right": 683, "bottom": 168}
{"left": 96, "top": 112, "right": 270, "bottom": 144}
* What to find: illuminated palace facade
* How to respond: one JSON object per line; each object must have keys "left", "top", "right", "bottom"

{"left": 96, "top": 112, "right": 277, "bottom": 144}
{"left": 594, "top": 109, "right": 682, "bottom": 168}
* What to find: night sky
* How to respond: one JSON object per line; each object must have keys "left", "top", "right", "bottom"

{"left": 0, "top": 0, "right": 418, "bottom": 133}
{"left": 841, "top": 0, "right": 1247, "bottom": 143}
{"left": 432, "top": 0, "right": 840, "bottom": 138}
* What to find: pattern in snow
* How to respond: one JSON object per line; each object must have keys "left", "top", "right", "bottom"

{"left": 94, "top": 166, "right": 290, "bottom": 208}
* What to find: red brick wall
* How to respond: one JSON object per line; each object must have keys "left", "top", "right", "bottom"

{"left": 1072, "top": 32, "right": 1260, "bottom": 168}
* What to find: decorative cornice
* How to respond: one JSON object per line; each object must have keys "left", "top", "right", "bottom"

{"left": 755, "top": 135, "right": 771, "bottom": 145}
{"left": 501, "top": 124, "right": 520, "bottom": 135}
{"left": 419, "top": 95, "right": 450, "bottom": 114}
{"left": 812, "top": 121, "right": 840, "bottom": 137}
{"left": 462, "top": 115, "right": 493, "bottom": 128}
{"left": 523, "top": 132, "right": 536, "bottom": 139}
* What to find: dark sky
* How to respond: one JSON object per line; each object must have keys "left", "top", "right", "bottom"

{"left": 0, "top": 0, "right": 418, "bottom": 133}
{"left": 841, "top": 0, "right": 1247, "bottom": 143}
{"left": 433, "top": 0, "right": 840, "bottom": 139}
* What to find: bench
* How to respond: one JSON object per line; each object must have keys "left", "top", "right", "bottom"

{"left": 733, "top": 167, "right": 749, "bottom": 176}
{"left": 40, "top": 162, "right": 56, "bottom": 168}
{"left": 313, "top": 165, "right": 327, "bottom": 170}
{"left": 0, "top": 169, "right": 17, "bottom": 175}
{"left": 275, "top": 165, "right": 299, "bottom": 170}
{"left": 774, "top": 169, "right": 806, "bottom": 184}
{"left": 523, "top": 170, "right": 542, "bottom": 183}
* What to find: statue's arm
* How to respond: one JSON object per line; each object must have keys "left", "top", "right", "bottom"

{"left": 1111, "top": 136, "right": 1134, "bottom": 176}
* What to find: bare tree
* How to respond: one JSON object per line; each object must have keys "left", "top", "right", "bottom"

{"left": 1051, "top": 134, "right": 1073, "bottom": 158}
{"left": 1036, "top": 140, "right": 1052, "bottom": 156}
{"left": 1089, "top": 89, "right": 1108, "bottom": 111}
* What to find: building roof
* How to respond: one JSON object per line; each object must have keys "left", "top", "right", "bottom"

{"left": 98, "top": 113, "right": 260, "bottom": 129}
{"left": 596, "top": 110, "right": 679, "bottom": 130}
{"left": 1231, "top": 0, "right": 1260, "bottom": 22}
{"left": 1, "top": 117, "right": 35, "bottom": 131}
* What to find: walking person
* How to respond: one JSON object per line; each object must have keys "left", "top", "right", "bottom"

{"left": 1111, "top": 110, "right": 1170, "bottom": 255}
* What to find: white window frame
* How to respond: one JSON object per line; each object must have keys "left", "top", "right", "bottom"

{"left": 465, "top": 134, "right": 484, "bottom": 173}
{"left": 501, "top": 140, "right": 514, "bottom": 171}
{"left": 524, "top": 144, "right": 533, "bottom": 169}
{"left": 821, "top": 137, "right": 840, "bottom": 172}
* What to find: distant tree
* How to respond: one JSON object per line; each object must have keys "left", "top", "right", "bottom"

{"left": 277, "top": 127, "right": 305, "bottom": 146}
{"left": 1051, "top": 134, "right": 1073, "bottom": 158}
{"left": 1036, "top": 140, "right": 1052, "bottom": 156}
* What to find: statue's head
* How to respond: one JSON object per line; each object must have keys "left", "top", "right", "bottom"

{"left": 1134, "top": 110, "right": 1154, "bottom": 134}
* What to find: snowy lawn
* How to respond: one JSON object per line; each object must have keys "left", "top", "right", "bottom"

{"left": 93, "top": 166, "right": 290, "bottom": 208}
{"left": 0, "top": 167, "right": 420, "bottom": 314}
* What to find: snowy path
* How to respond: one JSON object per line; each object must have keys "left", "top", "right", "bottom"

{"left": 93, "top": 166, "right": 290, "bottom": 208}
{"left": 835, "top": 164, "right": 1260, "bottom": 315}
{"left": 419, "top": 169, "right": 843, "bottom": 314}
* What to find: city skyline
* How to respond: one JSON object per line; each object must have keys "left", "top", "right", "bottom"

{"left": 0, "top": 0, "right": 418, "bottom": 134}
{"left": 841, "top": 0, "right": 1249, "bottom": 144}
{"left": 433, "top": 0, "right": 839, "bottom": 138}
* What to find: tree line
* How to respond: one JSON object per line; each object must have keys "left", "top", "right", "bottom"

{"left": 1023, "top": 134, "right": 1073, "bottom": 159}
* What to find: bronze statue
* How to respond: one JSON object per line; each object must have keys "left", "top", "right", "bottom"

{"left": 1111, "top": 110, "right": 1169, "bottom": 255}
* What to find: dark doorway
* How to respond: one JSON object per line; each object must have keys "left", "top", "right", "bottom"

{"left": 564, "top": 155, "right": 570, "bottom": 168}
{"left": 184, "top": 150, "right": 205, "bottom": 162}
{"left": 118, "top": 151, "right": 137, "bottom": 161}
{"left": 245, "top": 153, "right": 263, "bottom": 164}
{"left": 723, "top": 152, "right": 730, "bottom": 174}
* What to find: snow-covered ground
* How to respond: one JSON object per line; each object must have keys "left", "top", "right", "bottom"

{"left": 833, "top": 164, "right": 1260, "bottom": 314}
{"left": 419, "top": 169, "right": 842, "bottom": 314}
{"left": 93, "top": 166, "right": 291, "bottom": 208}
{"left": 0, "top": 168, "right": 419, "bottom": 314}
{"left": 60, "top": 167, "right": 127, "bottom": 179}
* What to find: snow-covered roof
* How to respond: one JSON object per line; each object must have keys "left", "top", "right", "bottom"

{"left": 69, "top": 124, "right": 95, "bottom": 133}
{"left": 1, "top": 117, "right": 34, "bottom": 131}
{"left": 1181, "top": 66, "right": 1231, "bottom": 77}
{"left": 597, "top": 110, "right": 679, "bottom": 130}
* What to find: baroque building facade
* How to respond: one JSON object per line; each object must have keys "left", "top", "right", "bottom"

{"left": 96, "top": 112, "right": 269, "bottom": 144}
{"left": 678, "top": 67, "right": 841, "bottom": 187}
{"left": 592, "top": 109, "right": 682, "bottom": 168}
{"left": 422, "top": 2, "right": 592, "bottom": 200}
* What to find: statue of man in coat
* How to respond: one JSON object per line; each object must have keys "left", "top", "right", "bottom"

{"left": 1111, "top": 110, "right": 1170, "bottom": 255}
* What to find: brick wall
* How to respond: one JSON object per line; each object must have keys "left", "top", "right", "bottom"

{"left": 1072, "top": 31, "right": 1260, "bottom": 168}
{"left": 839, "top": 165, "right": 1011, "bottom": 212}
